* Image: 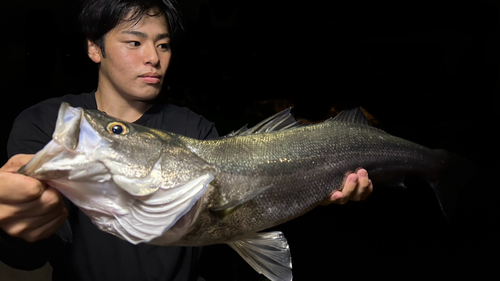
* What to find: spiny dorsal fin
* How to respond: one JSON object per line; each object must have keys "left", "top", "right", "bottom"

{"left": 224, "top": 108, "right": 304, "bottom": 137}
{"left": 331, "top": 107, "right": 371, "bottom": 126}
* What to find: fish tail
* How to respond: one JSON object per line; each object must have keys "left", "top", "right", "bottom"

{"left": 429, "top": 149, "right": 476, "bottom": 219}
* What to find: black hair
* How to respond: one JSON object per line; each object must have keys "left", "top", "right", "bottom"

{"left": 79, "top": 0, "right": 184, "bottom": 57}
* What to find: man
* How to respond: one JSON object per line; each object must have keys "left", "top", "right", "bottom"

{"left": 0, "top": 0, "right": 372, "bottom": 280}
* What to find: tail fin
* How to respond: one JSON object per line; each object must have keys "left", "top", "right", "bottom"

{"left": 429, "top": 149, "right": 476, "bottom": 219}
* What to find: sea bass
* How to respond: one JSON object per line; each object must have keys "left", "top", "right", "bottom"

{"left": 19, "top": 102, "right": 472, "bottom": 281}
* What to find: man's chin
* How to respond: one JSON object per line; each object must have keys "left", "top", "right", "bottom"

{"left": 135, "top": 87, "right": 162, "bottom": 101}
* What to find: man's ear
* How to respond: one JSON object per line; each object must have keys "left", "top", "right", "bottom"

{"left": 87, "top": 39, "right": 103, "bottom": 63}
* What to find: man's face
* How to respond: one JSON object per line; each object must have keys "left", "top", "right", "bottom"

{"left": 91, "top": 13, "right": 171, "bottom": 101}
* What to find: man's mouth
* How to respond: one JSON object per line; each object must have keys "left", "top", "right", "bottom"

{"left": 139, "top": 73, "right": 162, "bottom": 84}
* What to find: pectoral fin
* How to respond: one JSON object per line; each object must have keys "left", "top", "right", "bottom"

{"left": 227, "top": 231, "right": 292, "bottom": 281}
{"left": 209, "top": 185, "right": 272, "bottom": 219}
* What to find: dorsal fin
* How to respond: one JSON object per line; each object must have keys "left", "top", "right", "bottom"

{"left": 224, "top": 108, "right": 304, "bottom": 137}
{"left": 331, "top": 107, "right": 371, "bottom": 126}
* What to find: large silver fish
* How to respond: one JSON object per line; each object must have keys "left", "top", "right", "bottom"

{"left": 19, "top": 102, "right": 472, "bottom": 281}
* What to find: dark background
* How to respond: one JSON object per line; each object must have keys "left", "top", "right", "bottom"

{"left": 0, "top": 0, "right": 499, "bottom": 279}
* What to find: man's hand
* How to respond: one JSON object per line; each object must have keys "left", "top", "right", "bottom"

{"left": 0, "top": 154, "right": 67, "bottom": 242}
{"left": 321, "top": 168, "right": 373, "bottom": 205}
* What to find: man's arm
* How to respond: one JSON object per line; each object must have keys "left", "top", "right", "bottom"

{"left": 1, "top": 103, "right": 66, "bottom": 270}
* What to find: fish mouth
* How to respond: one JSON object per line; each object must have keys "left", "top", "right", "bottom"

{"left": 53, "top": 102, "right": 105, "bottom": 152}
{"left": 52, "top": 102, "right": 84, "bottom": 150}
{"left": 19, "top": 102, "right": 105, "bottom": 178}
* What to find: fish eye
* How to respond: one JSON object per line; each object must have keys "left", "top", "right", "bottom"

{"left": 107, "top": 122, "right": 128, "bottom": 135}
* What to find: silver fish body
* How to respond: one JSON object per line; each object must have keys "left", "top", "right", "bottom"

{"left": 19, "top": 103, "right": 472, "bottom": 281}
{"left": 179, "top": 116, "right": 445, "bottom": 245}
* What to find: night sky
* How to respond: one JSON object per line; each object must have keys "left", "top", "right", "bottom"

{"left": 0, "top": 0, "right": 499, "bottom": 280}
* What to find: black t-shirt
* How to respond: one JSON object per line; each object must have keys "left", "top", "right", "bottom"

{"left": 1, "top": 91, "right": 218, "bottom": 281}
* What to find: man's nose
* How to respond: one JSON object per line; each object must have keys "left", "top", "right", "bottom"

{"left": 143, "top": 44, "right": 160, "bottom": 66}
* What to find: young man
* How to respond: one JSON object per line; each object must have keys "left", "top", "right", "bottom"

{"left": 0, "top": 0, "right": 372, "bottom": 280}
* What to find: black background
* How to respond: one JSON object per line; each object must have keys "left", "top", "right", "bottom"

{"left": 0, "top": 0, "right": 499, "bottom": 279}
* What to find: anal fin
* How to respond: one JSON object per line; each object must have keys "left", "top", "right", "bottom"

{"left": 227, "top": 231, "right": 292, "bottom": 281}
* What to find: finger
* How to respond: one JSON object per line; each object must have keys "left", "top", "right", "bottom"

{"left": 27, "top": 208, "right": 68, "bottom": 242}
{"left": 4, "top": 207, "right": 68, "bottom": 243}
{"left": 337, "top": 173, "right": 359, "bottom": 204}
{"left": 0, "top": 154, "right": 34, "bottom": 173}
{"left": 0, "top": 173, "right": 45, "bottom": 204}
{"left": 360, "top": 179, "right": 373, "bottom": 201}
{"left": 355, "top": 169, "right": 373, "bottom": 201}
{"left": 0, "top": 187, "right": 64, "bottom": 219}
{"left": 356, "top": 169, "right": 369, "bottom": 186}
{"left": 0, "top": 187, "right": 67, "bottom": 241}
{"left": 320, "top": 190, "right": 343, "bottom": 206}
{"left": 28, "top": 187, "right": 65, "bottom": 217}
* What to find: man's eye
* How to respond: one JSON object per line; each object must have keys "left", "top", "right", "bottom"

{"left": 158, "top": 43, "right": 171, "bottom": 51}
{"left": 127, "top": 41, "right": 141, "bottom": 47}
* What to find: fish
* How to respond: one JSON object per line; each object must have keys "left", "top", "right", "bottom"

{"left": 18, "top": 102, "right": 473, "bottom": 281}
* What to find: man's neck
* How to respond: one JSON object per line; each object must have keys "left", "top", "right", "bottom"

{"left": 95, "top": 89, "right": 153, "bottom": 123}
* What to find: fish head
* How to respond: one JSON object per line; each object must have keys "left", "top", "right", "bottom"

{"left": 20, "top": 102, "right": 183, "bottom": 196}
{"left": 19, "top": 102, "right": 217, "bottom": 245}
